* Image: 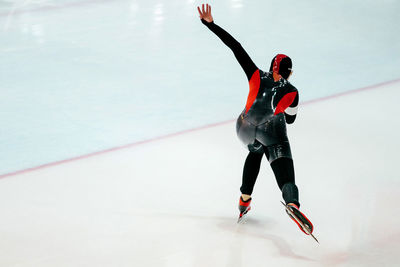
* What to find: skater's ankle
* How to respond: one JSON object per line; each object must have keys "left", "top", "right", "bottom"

{"left": 241, "top": 194, "right": 252, "bottom": 201}
{"left": 287, "top": 203, "right": 299, "bottom": 209}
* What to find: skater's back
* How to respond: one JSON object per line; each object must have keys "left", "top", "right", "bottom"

{"left": 243, "top": 69, "right": 297, "bottom": 126}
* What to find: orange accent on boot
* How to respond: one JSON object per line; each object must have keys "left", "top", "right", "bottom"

{"left": 291, "top": 217, "right": 309, "bottom": 235}
{"left": 239, "top": 197, "right": 251, "bottom": 207}
{"left": 288, "top": 205, "right": 314, "bottom": 235}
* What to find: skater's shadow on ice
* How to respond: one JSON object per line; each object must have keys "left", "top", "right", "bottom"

{"left": 217, "top": 217, "right": 316, "bottom": 263}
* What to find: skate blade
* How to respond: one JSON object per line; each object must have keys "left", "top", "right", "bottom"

{"left": 310, "top": 233, "right": 319, "bottom": 243}
{"left": 237, "top": 213, "right": 246, "bottom": 223}
{"left": 237, "top": 209, "right": 249, "bottom": 224}
{"left": 280, "top": 201, "right": 319, "bottom": 244}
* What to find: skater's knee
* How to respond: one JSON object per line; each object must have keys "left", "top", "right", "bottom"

{"left": 266, "top": 142, "right": 292, "bottom": 164}
{"left": 270, "top": 157, "right": 295, "bottom": 188}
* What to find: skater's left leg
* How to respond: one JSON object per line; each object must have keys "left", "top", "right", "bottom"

{"left": 240, "top": 150, "right": 263, "bottom": 197}
{"left": 237, "top": 149, "right": 263, "bottom": 219}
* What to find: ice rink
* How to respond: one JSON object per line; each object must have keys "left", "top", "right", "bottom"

{"left": 1, "top": 0, "right": 400, "bottom": 266}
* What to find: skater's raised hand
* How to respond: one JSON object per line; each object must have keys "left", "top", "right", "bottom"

{"left": 197, "top": 3, "right": 213, "bottom": 23}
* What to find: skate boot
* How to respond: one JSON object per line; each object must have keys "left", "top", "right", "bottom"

{"left": 281, "top": 201, "right": 318, "bottom": 243}
{"left": 237, "top": 196, "right": 251, "bottom": 223}
{"left": 285, "top": 203, "right": 313, "bottom": 233}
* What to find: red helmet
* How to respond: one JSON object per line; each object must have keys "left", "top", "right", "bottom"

{"left": 269, "top": 54, "right": 292, "bottom": 79}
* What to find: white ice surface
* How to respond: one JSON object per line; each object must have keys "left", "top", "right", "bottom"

{"left": 1, "top": 0, "right": 400, "bottom": 174}
{"left": 1, "top": 0, "right": 400, "bottom": 265}
{"left": 0, "top": 81, "right": 399, "bottom": 266}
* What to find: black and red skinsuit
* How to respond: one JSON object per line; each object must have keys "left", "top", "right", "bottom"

{"left": 202, "top": 20, "right": 300, "bottom": 207}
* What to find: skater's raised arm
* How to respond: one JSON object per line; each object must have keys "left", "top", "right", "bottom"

{"left": 197, "top": 4, "right": 258, "bottom": 81}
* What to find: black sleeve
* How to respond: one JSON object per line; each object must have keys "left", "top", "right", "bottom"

{"left": 285, "top": 92, "right": 298, "bottom": 124}
{"left": 201, "top": 20, "right": 258, "bottom": 81}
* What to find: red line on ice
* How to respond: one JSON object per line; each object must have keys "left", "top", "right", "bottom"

{"left": 302, "top": 78, "right": 400, "bottom": 105}
{"left": 1, "top": 78, "right": 400, "bottom": 179}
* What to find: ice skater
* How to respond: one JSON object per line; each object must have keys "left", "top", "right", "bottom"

{"left": 197, "top": 4, "right": 316, "bottom": 240}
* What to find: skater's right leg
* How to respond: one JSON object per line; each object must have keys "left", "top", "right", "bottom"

{"left": 271, "top": 157, "right": 314, "bottom": 234}
{"left": 270, "top": 157, "right": 300, "bottom": 208}
{"left": 263, "top": 142, "right": 299, "bottom": 207}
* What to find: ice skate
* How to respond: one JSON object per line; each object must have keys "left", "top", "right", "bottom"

{"left": 281, "top": 201, "right": 319, "bottom": 243}
{"left": 237, "top": 196, "right": 252, "bottom": 223}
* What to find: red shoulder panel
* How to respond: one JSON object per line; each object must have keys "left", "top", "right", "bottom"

{"left": 245, "top": 69, "right": 261, "bottom": 113}
{"left": 274, "top": 91, "right": 297, "bottom": 115}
